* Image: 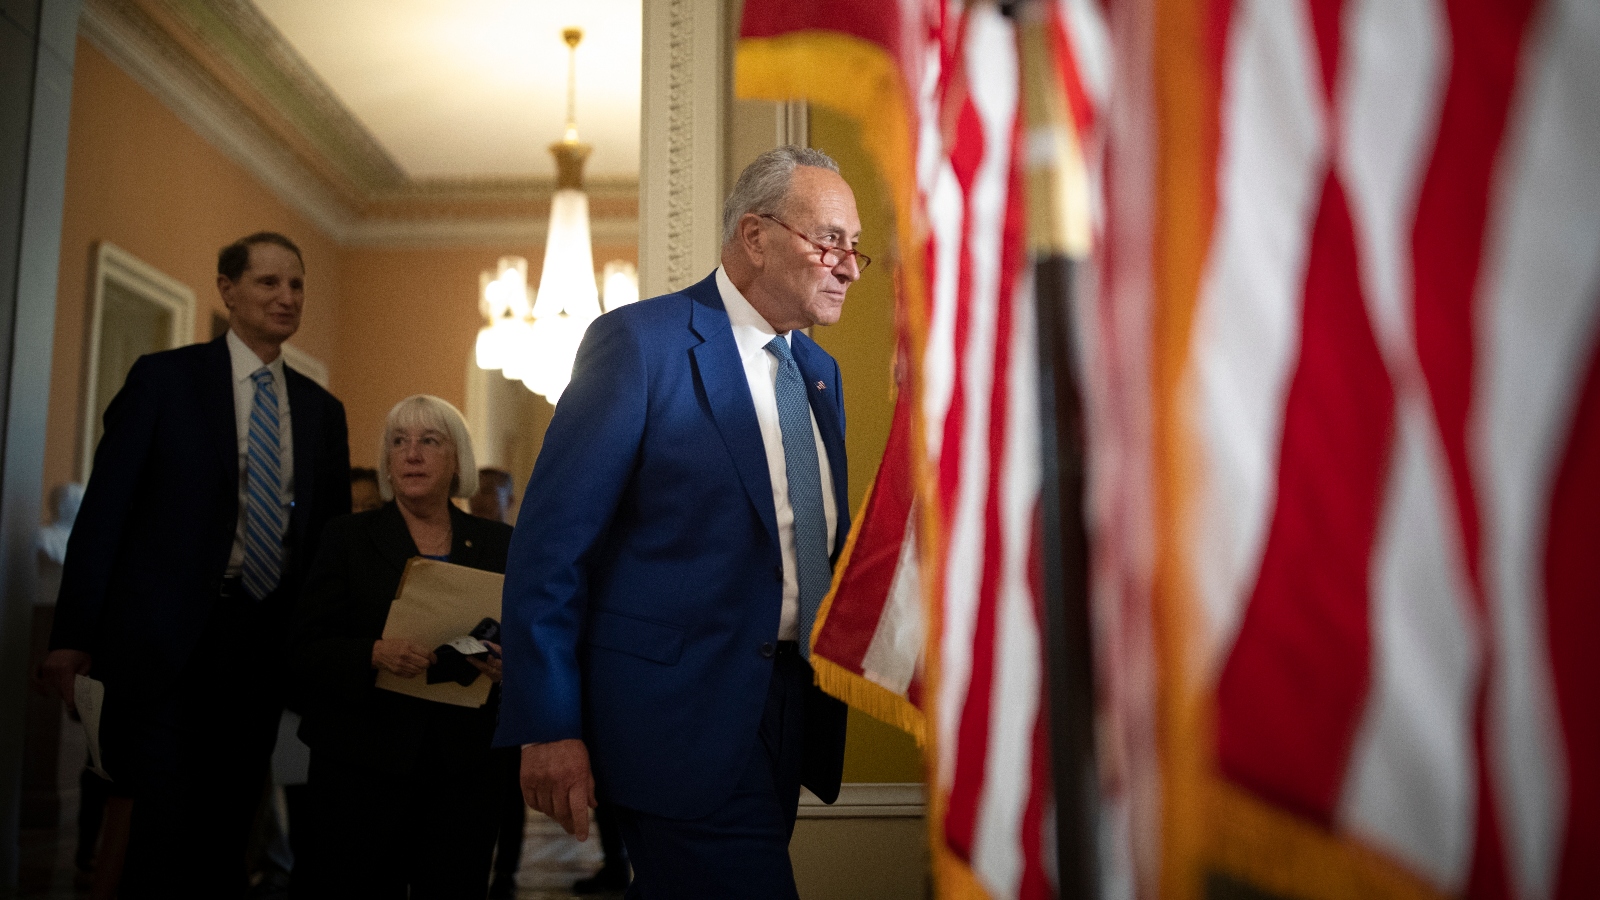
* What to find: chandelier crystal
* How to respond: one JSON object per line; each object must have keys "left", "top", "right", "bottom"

{"left": 474, "top": 27, "right": 619, "bottom": 406}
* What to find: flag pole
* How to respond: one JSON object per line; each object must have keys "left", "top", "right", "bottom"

{"left": 1009, "top": 2, "right": 1100, "bottom": 896}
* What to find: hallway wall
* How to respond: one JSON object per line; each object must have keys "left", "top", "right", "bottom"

{"left": 807, "top": 105, "right": 923, "bottom": 785}
{"left": 44, "top": 40, "right": 344, "bottom": 495}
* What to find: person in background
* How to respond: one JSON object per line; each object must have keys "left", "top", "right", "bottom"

{"left": 288, "top": 396, "right": 511, "bottom": 899}
{"left": 36, "top": 482, "right": 83, "bottom": 567}
{"left": 350, "top": 466, "right": 382, "bottom": 513}
{"left": 495, "top": 147, "right": 862, "bottom": 898}
{"left": 39, "top": 231, "right": 351, "bottom": 899}
{"left": 469, "top": 467, "right": 513, "bottom": 523}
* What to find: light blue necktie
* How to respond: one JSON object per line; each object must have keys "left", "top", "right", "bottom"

{"left": 241, "top": 368, "right": 285, "bottom": 601}
{"left": 765, "top": 337, "right": 830, "bottom": 658}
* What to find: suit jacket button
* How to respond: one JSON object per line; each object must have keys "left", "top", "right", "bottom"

{"left": 774, "top": 564, "right": 783, "bottom": 579}
{"left": 759, "top": 642, "right": 775, "bottom": 658}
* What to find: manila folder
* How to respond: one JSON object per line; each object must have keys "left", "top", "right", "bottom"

{"left": 374, "top": 557, "right": 502, "bottom": 708}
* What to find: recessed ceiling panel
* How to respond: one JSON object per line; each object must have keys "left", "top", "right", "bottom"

{"left": 253, "top": 0, "right": 642, "bottom": 181}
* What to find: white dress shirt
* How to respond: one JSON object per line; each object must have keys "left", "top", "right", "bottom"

{"left": 225, "top": 329, "right": 294, "bottom": 576}
{"left": 715, "top": 267, "right": 838, "bottom": 641}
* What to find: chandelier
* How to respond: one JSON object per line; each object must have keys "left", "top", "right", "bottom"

{"left": 475, "top": 27, "right": 637, "bottom": 404}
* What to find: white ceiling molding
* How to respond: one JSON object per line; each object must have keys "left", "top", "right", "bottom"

{"left": 188, "top": 0, "right": 407, "bottom": 189}
{"left": 80, "top": 0, "right": 358, "bottom": 239}
{"left": 78, "top": 0, "right": 638, "bottom": 249}
{"left": 343, "top": 216, "right": 640, "bottom": 249}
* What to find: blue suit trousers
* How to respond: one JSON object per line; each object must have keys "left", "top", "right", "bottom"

{"left": 614, "top": 647, "right": 814, "bottom": 899}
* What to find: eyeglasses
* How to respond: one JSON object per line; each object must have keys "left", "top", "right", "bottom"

{"left": 759, "top": 214, "right": 871, "bottom": 272}
{"left": 389, "top": 431, "right": 453, "bottom": 454}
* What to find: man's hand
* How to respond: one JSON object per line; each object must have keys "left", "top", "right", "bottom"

{"left": 39, "top": 650, "right": 92, "bottom": 713}
{"left": 521, "top": 739, "right": 597, "bottom": 841}
{"left": 371, "top": 639, "right": 435, "bottom": 678}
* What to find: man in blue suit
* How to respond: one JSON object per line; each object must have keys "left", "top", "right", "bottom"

{"left": 40, "top": 232, "right": 350, "bottom": 898}
{"left": 496, "top": 146, "right": 867, "bottom": 898}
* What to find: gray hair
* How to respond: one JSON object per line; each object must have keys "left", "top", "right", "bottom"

{"left": 377, "top": 395, "right": 479, "bottom": 501}
{"left": 721, "top": 146, "right": 840, "bottom": 245}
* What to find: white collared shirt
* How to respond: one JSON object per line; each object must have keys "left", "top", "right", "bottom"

{"left": 225, "top": 329, "right": 295, "bottom": 576}
{"left": 715, "top": 267, "right": 839, "bottom": 641}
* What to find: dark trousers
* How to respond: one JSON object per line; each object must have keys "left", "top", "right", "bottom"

{"left": 613, "top": 646, "right": 811, "bottom": 900}
{"left": 491, "top": 746, "right": 525, "bottom": 881}
{"left": 292, "top": 745, "right": 498, "bottom": 900}
{"left": 75, "top": 764, "right": 111, "bottom": 871}
{"left": 592, "top": 802, "right": 628, "bottom": 876}
{"left": 110, "top": 596, "right": 286, "bottom": 900}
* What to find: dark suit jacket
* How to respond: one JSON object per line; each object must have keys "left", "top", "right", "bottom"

{"left": 50, "top": 335, "right": 351, "bottom": 691}
{"left": 288, "top": 503, "right": 512, "bottom": 774}
{"left": 494, "top": 272, "right": 851, "bottom": 819}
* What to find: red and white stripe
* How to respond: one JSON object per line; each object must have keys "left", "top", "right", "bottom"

{"left": 1151, "top": 0, "right": 1600, "bottom": 895}
{"left": 1476, "top": 2, "right": 1600, "bottom": 895}
{"left": 924, "top": 7, "right": 1048, "bottom": 897}
{"left": 916, "top": 1, "right": 1091, "bottom": 894}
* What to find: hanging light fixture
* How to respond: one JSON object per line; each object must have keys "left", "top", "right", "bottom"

{"left": 601, "top": 260, "right": 639, "bottom": 311}
{"left": 475, "top": 256, "right": 532, "bottom": 372}
{"left": 520, "top": 26, "right": 601, "bottom": 405}
{"left": 474, "top": 27, "right": 603, "bottom": 406}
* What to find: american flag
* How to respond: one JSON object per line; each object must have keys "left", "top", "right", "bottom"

{"left": 740, "top": 1, "right": 1109, "bottom": 897}
{"left": 750, "top": 0, "right": 1600, "bottom": 897}
{"left": 1093, "top": 0, "right": 1600, "bottom": 896}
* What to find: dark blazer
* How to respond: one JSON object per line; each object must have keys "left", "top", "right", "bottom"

{"left": 50, "top": 335, "right": 351, "bottom": 690}
{"left": 289, "top": 503, "right": 513, "bottom": 774}
{"left": 494, "top": 272, "right": 851, "bottom": 819}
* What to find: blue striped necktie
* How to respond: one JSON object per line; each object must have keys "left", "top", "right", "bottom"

{"left": 765, "top": 337, "right": 830, "bottom": 658}
{"left": 241, "top": 367, "right": 285, "bottom": 601}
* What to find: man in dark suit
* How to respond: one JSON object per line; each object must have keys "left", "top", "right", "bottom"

{"left": 495, "top": 147, "right": 866, "bottom": 898}
{"left": 40, "top": 231, "right": 351, "bottom": 898}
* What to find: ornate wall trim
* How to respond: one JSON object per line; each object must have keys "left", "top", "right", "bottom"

{"left": 639, "top": 0, "right": 727, "bottom": 298}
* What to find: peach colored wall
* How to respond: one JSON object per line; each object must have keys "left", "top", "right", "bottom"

{"left": 334, "top": 240, "right": 638, "bottom": 470}
{"left": 45, "top": 41, "right": 343, "bottom": 499}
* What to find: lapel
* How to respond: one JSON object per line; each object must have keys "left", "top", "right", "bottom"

{"left": 202, "top": 336, "right": 239, "bottom": 491}
{"left": 685, "top": 274, "right": 780, "bottom": 545}
{"left": 285, "top": 366, "right": 321, "bottom": 541}
{"left": 446, "top": 506, "right": 489, "bottom": 569}
{"left": 369, "top": 502, "right": 421, "bottom": 573}
{"left": 791, "top": 333, "right": 850, "bottom": 554}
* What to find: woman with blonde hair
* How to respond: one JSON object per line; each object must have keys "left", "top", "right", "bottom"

{"left": 288, "top": 395, "right": 513, "bottom": 899}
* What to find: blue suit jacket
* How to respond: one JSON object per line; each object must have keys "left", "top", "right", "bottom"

{"left": 50, "top": 336, "right": 352, "bottom": 693}
{"left": 495, "top": 273, "right": 851, "bottom": 818}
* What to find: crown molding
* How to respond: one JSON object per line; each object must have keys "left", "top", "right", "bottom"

{"left": 343, "top": 216, "right": 640, "bottom": 250}
{"left": 161, "top": 0, "right": 406, "bottom": 191}
{"left": 81, "top": 0, "right": 359, "bottom": 239}
{"left": 78, "top": 0, "right": 640, "bottom": 248}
